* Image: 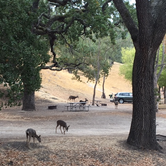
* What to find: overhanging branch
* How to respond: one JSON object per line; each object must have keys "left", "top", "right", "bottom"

{"left": 32, "top": 0, "right": 115, "bottom": 71}
{"left": 113, "top": 0, "right": 138, "bottom": 47}
{"left": 41, "top": 62, "right": 84, "bottom": 71}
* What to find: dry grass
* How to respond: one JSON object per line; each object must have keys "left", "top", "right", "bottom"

{"left": 36, "top": 62, "right": 132, "bottom": 103}
{"left": 1, "top": 136, "right": 166, "bottom": 166}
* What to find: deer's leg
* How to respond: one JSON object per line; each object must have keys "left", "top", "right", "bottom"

{"left": 60, "top": 126, "right": 63, "bottom": 134}
{"left": 29, "top": 136, "right": 31, "bottom": 143}
{"left": 33, "top": 137, "right": 35, "bottom": 147}
{"left": 33, "top": 137, "right": 35, "bottom": 144}
{"left": 55, "top": 124, "right": 59, "bottom": 133}
{"left": 26, "top": 133, "right": 28, "bottom": 143}
{"left": 27, "top": 136, "right": 31, "bottom": 148}
{"left": 63, "top": 127, "right": 65, "bottom": 135}
{"left": 26, "top": 134, "right": 29, "bottom": 147}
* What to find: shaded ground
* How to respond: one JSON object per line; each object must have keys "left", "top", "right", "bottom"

{"left": 1, "top": 99, "right": 166, "bottom": 165}
{"left": 1, "top": 136, "right": 166, "bottom": 166}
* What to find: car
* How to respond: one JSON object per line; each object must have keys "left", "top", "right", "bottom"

{"left": 114, "top": 92, "right": 133, "bottom": 104}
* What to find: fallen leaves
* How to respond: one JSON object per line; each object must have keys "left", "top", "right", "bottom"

{"left": 0, "top": 136, "right": 166, "bottom": 166}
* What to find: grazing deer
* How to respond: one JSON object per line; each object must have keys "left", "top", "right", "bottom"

{"left": 114, "top": 101, "right": 118, "bottom": 109}
{"left": 56, "top": 120, "right": 70, "bottom": 134}
{"left": 79, "top": 98, "right": 88, "bottom": 106}
{"left": 26, "top": 128, "right": 41, "bottom": 148}
{"left": 68, "top": 95, "right": 79, "bottom": 101}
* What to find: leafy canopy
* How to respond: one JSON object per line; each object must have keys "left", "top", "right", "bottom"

{"left": 33, "top": 0, "right": 134, "bottom": 69}
{"left": 0, "top": 0, "right": 50, "bottom": 107}
{"left": 120, "top": 47, "right": 135, "bottom": 82}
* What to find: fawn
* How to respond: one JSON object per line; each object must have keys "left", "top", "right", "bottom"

{"left": 26, "top": 128, "right": 41, "bottom": 148}
{"left": 55, "top": 120, "right": 70, "bottom": 134}
{"left": 114, "top": 101, "right": 118, "bottom": 109}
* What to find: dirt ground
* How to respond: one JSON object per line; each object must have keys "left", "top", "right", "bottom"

{"left": 1, "top": 62, "right": 166, "bottom": 165}
{"left": 1, "top": 98, "right": 166, "bottom": 165}
{"left": 0, "top": 98, "right": 133, "bottom": 139}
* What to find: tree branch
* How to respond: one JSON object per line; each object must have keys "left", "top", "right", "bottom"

{"left": 113, "top": 0, "right": 138, "bottom": 47}
{"left": 41, "top": 62, "right": 84, "bottom": 71}
{"left": 102, "top": 0, "right": 112, "bottom": 13}
{"left": 32, "top": 0, "right": 116, "bottom": 71}
{"left": 151, "top": 0, "right": 166, "bottom": 50}
{"left": 32, "top": 0, "right": 40, "bottom": 11}
{"left": 48, "top": 0, "right": 69, "bottom": 6}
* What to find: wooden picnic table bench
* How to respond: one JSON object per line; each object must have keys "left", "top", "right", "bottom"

{"left": 94, "top": 100, "right": 101, "bottom": 106}
{"left": 93, "top": 100, "right": 107, "bottom": 106}
{"left": 66, "top": 102, "right": 90, "bottom": 112}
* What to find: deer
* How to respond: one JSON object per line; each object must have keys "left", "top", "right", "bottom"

{"left": 114, "top": 101, "right": 118, "bottom": 109}
{"left": 55, "top": 120, "right": 70, "bottom": 135}
{"left": 68, "top": 95, "right": 79, "bottom": 101}
{"left": 79, "top": 98, "right": 88, "bottom": 107}
{"left": 26, "top": 128, "right": 41, "bottom": 148}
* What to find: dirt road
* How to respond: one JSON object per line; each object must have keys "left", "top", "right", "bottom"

{"left": 0, "top": 100, "right": 166, "bottom": 139}
{"left": 1, "top": 100, "right": 166, "bottom": 166}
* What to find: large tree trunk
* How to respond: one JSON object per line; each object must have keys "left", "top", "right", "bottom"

{"left": 113, "top": 0, "right": 166, "bottom": 151}
{"left": 22, "top": 85, "right": 36, "bottom": 111}
{"left": 127, "top": 49, "right": 160, "bottom": 150}
{"left": 154, "top": 70, "right": 159, "bottom": 112}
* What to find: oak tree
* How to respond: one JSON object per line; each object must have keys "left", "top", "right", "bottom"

{"left": 113, "top": 0, "right": 166, "bottom": 150}
{"left": 0, "top": 0, "right": 50, "bottom": 110}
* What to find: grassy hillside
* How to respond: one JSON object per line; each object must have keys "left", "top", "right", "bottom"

{"left": 36, "top": 62, "right": 132, "bottom": 103}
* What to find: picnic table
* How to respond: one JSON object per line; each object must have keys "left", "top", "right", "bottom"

{"left": 94, "top": 100, "right": 107, "bottom": 106}
{"left": 94, "top": 100, "right": 101, "bottom": 106}
{"left": 66, "top": 102, "right": 90, "bottom": 111}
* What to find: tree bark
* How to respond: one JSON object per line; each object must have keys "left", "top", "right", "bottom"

{"left": 154, "top": 70, "right": 159, "bottom": 112}
{"left": 127, "top": 49, "right": 160, "bottom": 149}
{"left": 113, "top": 0, "right": 166, "bottom": 150}
{"left": 22, "top": 85, "right": 36, "bottom": 111}
{"left": 92, "top": 43, "right": 101, "bottom": 105}
{"left": 101, "top": 74, "right": 106, "bottom": 99}
{"left": 164, "top": 87, "right": 166, "bottom": 104}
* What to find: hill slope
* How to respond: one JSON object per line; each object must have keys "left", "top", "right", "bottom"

{"left": 36, "top": 62, "right": 132, "bottom": 103}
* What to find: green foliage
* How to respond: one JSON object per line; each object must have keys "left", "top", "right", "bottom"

{"left": 0, "top": 0, "right": 50, "bottom": 108}
{"left": 157, "top": 44, "right": 166, "bottom": 87}
{"left": 58, "top": 36, "right": 113, "bottom": 83}
{"left": 158, "top": 70, "right": 166, "bottom": 87}
{"left": 120, "top": 47, "right": 135, "bottom": 82}
{"left": 154, "top": 88, "right": 160, "bottom": 102}
{"left": 41, "top": 0, "right": 134, "bottom": 48}
{"left": 34, "top": 0, "right": 135, "bottom": 71}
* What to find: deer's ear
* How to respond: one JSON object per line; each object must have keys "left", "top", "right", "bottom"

{"left": 39, "top": 135, "right": 41, "bottom": 137}
{"left": 68, "top": 125, "right": 70, "bottom": 128}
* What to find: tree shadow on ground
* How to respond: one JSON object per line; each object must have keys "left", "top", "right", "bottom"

{"left": 117, "top": 136, "right": 166, "bottom": 154}
{"left": 1, "top": 141, "right": 46, "bottom": 151}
